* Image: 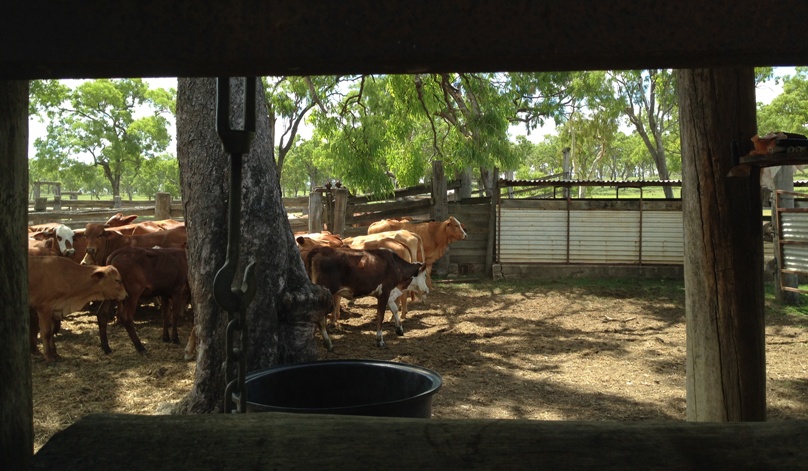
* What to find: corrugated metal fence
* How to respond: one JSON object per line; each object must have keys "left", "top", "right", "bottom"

{"left": 497, "top": 199, "right": 683, "bottom": 265}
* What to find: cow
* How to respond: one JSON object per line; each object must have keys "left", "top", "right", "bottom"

{"left": 104, "top": 212, "right": 185, "bottom": 235}
{"left": 28, "top": 255, "right": 127, "bottom": 362}
{"left": 305, "top": 246, "right": 429, "bottom": 350}
{"left": 367, "top": 216, "right": 467, "bottom": 285}
{"left": 27, "top": 224, "right": 76, "bottom": 258}
{"left": 80, "top": 223, "right": 187, "bottom": 266}
{"left": 342, "top": 231, "right": 425, "bottom": 318}
{"left": 101, "top": 247, "right": 191, "bottom": 355}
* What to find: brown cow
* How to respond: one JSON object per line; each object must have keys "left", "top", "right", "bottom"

{"left": 101, "top": 247, "right": 191, "bottom": 355}
{"left": 104, "top": 212, "right": 185, "bottom": 235}
{"left": 80, "top": 223, "right": 187, "bottom": 266}
{"left": 305, "top": 246, "right": 429, "bottom": 350}
{"left": 367, "top": 216, "right": 466, "bottom": 285}
{"left": 28, "top": 256, "right": 127, "bottom": 362}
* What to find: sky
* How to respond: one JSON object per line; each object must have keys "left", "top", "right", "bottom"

{"left": 28, "top": 70, "right": 794, "bottom": 159}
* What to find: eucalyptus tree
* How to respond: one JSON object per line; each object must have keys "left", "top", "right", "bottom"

{"left": 29, "top": 78, "right": 173, "bottom": 197}
{"left": 265, "top": 75, "right": 350, "bottom": 178}
{"left": 608, "top": 69, "right": 679, "bottom": 198}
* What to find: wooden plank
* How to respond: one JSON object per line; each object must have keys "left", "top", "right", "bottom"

{"left": 6, "top": 1, "right": 808, "bottom": 80}
{"left": 32, "top": 413, "right": 808, "bottom": 470}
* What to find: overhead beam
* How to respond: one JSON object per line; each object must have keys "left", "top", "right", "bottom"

{"left": 4, "top": 0, "right": 808, "bottom": 80}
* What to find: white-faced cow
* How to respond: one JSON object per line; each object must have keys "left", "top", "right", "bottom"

{"left": 101, "top": 246, "right": 191, "bottom": 355}
{"left": 27, "top": 224, "right": 77, "bottom": 258}
{"left": 28, "top": 255, "right": 127, "bottom": 362}
{"left": 305, "top": 246, "right": 429, "bottom": 350}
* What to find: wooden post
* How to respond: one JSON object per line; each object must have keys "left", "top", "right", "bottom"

{"left": 773, "top": 166, "right": 800, "bottom": 304}
{"left": 34, "top": 197, "right": 47, "bottom": 211}
{"left": 52, "top": 195, "right": 61, "bottom": 211}
{"left": 432, "top": 160, "right": 449, "bottom": 277}
{"left": 155, "top": 192, "right": 172, "bottom": 220}
{"left": 33, "top": 181, "right": 41, "bottom": 199}
{"left": 677, "top": 68, "right": 765, "bottom": 421}
{"left": 332, "top": 187, "right": 348, "bottom": 237}
{"left": 113, "top": 195, "right": 122, "bottom": 209}
{"left": 308, "top": 190, "right": 324, "bottom": 233}
{"left": 485, "top": 168, "right": 499, "bottom": 276}
{"left": 0, "top": 80, "right": 33, "bottom": 470}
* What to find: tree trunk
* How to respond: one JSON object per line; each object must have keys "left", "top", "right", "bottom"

{"left": 677, "top": 68, "right": 766, "bottom": 422}
{"left": 175, "top": 77, "right": 331, "bottom": 413}
{"left": 0, "top": 80, "right": 33, "bottom": 469}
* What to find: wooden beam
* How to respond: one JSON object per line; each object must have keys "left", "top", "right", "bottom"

{"left": 33, "top": 413, "right": 808, "bottom": 470}
{"left": 4, "top": 1, "right": 808, "bottom": 80}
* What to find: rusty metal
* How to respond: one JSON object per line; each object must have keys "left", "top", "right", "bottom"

{"left": 775, "top": 190, "right": 808, "bottom": 295}
{"left": 213, "top": 77, "right": 258, "bottom": 413}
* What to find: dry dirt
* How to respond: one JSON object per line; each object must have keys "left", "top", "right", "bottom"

{"left": 32, "top": 277, "right": 808, "bottom": 452}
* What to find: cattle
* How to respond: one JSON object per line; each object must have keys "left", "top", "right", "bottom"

{"left": 294, "top": 231, "right": 344, "bottom": 253}
{"left": 104, "top": 212, "right": 185, "bottom": 235}
{"left": 27, "top": 224, "right": 76, "bottom": 258}
{"left": 101, "top": 247, "right": 191, "bottom": 355}
{"left": 342, "top": 231, "right": 425, "bottom": 318}
{"left": 367, "top": 216, "right": 467, "bottom": 285}
{"left": 80, "top": 223, "right": 187, "bottom": 266}
{"left": 305, "top": 246, "right": 429, "bottom": 350}
{"left": 28, "top": 255, "right": 127, "bottom": 362}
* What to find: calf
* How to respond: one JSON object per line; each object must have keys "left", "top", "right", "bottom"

{"left": 105, "top": 212, "right": 185, "bottom": 235}
{"left": 341, "top": 234, "right": 422, "bottom": 318}
{"left": 28, "top": 255, "right": 127, "bottom": 362}
{"left": 27, "top": 224, "right": 76, "bottom": 258}
{"left": 306, "top": 246, "right": 429, "bottom": 350}
{"left": 81, "top": 223, "right": 187, "bottom": 266}
{"left": 102, "top": 247, "right": 191, "bottom": 354}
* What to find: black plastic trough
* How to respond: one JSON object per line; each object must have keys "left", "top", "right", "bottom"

{"left": 241, "top": 359, "right": 442, "bottom": 418}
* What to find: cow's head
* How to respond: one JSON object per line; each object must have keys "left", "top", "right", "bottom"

{"left": 405, "top": 263, "right": 430, "bottom": 295}
{"left": 444, "top": 216, "right": 467, "bottom": 242}
{"left": 92, "top": 265, "right": 128, "bottom": 301}
{"left": 32, "top": 224, "right": 76, "bottom": 257}
{"left": 81, "top": 223, "right": 113, "bottom": 265}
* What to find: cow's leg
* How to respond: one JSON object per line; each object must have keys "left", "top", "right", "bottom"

{"left": 96, "top": 301, "right": 115, "bottom": 354}
{"left": 37, "top": 310, "right": 58, "bottom": 363}
{"left": 331, "top": 294, "right": 343, "bottom": 331}
{"left": 29, "top": 310, "right": 41, "bottom": 355}
{"left": 120, "top": 296, "right": 146, "bottom": 353}
{"left": 184, "top": 324, "right": 197, "bottom": 361}
{"left": 388, "top": 287, "right": 404, "bottom": 337}
{"left": 397, "top": 290, "right": 409, "bottom": 320}
{"left": 319, "top": 315, "right": 334, "bottom": 352}
{"left": 161, "top": 295, "right": 179, "bottom": 343}
{"left": 375, "top": 298, "right": 386, "bottom": 348}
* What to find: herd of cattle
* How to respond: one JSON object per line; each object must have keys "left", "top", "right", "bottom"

{"left": 26, "top": 212, "right": 467, "bottom": 363}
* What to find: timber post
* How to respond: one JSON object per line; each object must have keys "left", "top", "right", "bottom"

{"left": 113, "top": 195, "right": 122, "bottom": 209}
{"left": 308, "top": 190, "right": 324, "bottom": 233}
{"left": 678, "top": 67, "right": 765, "bottom": 421}
{"left": 485, "top": 167, "right": 499, "bottom": 276}
{"left": 0, "top": 80, "right": 33, "bottom": 470}
{"left": 332, "top": 187, "right": 348, "bottom": 237}
{"left": 33, "top": 197, "right": 47, "bottom": 211}
{"left": 155, "top": 192, "right": 172, "bottom": 220}
{"left": 432, "top": 160, "right": 449, "bottom": 277}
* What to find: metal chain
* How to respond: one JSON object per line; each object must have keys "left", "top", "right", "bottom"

{"left": 213, "top": 77, "right": 257, "bottom": 413}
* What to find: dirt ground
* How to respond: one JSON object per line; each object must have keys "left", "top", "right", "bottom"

{"left": 32, "top": 277, "right": 808, "bottom": 452}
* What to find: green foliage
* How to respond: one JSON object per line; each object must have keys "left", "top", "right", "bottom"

{"left": 29, "top": 78, "right": 175, "bottom": 197}
{"left": 757, "top": 67, "right": 808, "bottom": 135}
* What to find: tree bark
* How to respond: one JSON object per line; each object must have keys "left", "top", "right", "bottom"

{"left": 175, "top": 77, "right": 331, "bottom": 413}
{"left": 677, "top": 68, "right": 766, "bottom": 421}
{"left": 0, "top": 80, "right": 33, "bottom": 469}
